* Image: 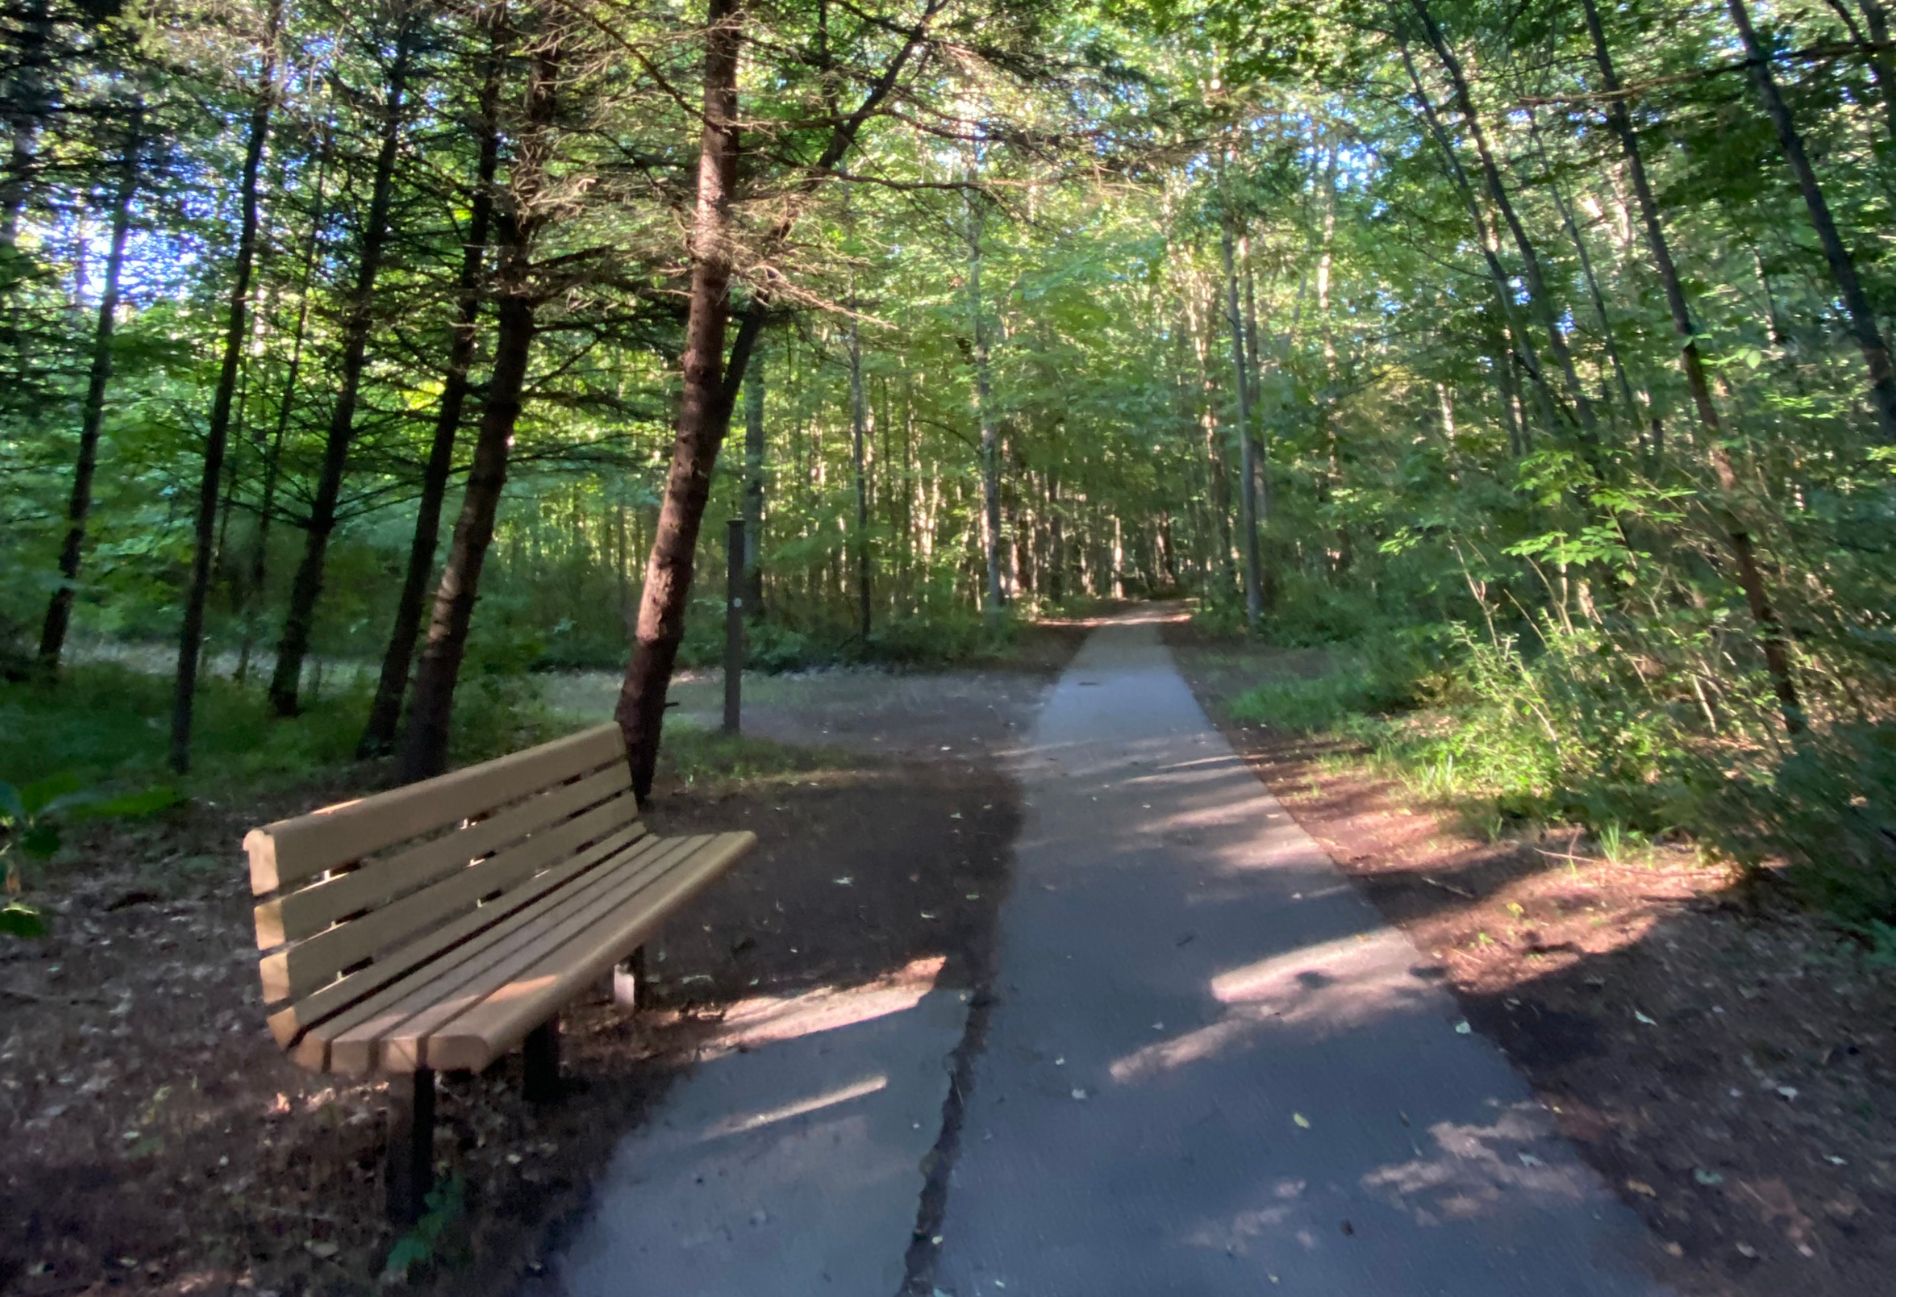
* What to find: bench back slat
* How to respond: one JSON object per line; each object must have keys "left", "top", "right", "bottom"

{"left": 260, "top": 796, "right": 645, "bottom": 1002}
{"left": 244, "top": 723, "right": 629, "bottom": 895}
{"left": 248, "top": 722, "right": 643, "bottom": 1011}
{"left": 254, "top": 762, "right": 634, "bottom": 949}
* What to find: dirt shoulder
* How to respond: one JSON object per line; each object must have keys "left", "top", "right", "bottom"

{"left": 1164, "top": 620, "right": 1893, "bottom": 1297}
{"left": 2, "top": 635, "right": 1080, "bottom": 1296}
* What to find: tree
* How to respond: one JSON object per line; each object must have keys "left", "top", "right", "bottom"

{"left": 169, "top": 0, "right": 282, "bottom": 774}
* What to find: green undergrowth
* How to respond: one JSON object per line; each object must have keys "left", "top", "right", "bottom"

{"left": 1222, "top": 619, "right": 1895, "bottom": 935}
{"left": 0, "top": 660, "right": 561, "bottom": 803}
{"left": 675, "top": 598, "right": 1024, "bottom": 672}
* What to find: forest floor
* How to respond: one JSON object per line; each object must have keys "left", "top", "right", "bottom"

{"left": 0, "top": 624, "right": 1088, "bottom": 1297}
{"left": 1165, "top": 617, "right": 1894, "bottom": 1297}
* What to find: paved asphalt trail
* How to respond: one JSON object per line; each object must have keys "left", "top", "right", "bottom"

{"left": 928, "top": 609, "right": 1668, "bottom": 1297}
{"left": 537, "top": 610, "right": 1668, "bottom": 1296}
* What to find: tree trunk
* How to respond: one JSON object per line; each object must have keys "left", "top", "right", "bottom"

{"left": 1726, "top": 0, "right": 1895, "bottom": 443}
{"left": 1221, "top": 211, "right": 1263, "bottom": 623}
{"left": 169, "top": 0, "right": 280, "bottom": 774}
{"left": 964, "top": 171, "right": 1006, "bottom": 611}
{"left": 1407, "top": 0, "right": 1603, "bottom": 452}
{"left": 1239, "top": 232, "right": 1267, "bottom": 521}
{"left": 0, "top": 0, "right": 51, "bottom": 247}
{"left": 1398, "top": 39, "right": 1562, "bottom": 437}
{"left": 235, "top": 122, "right": 336, "bottom": 684}
{"left": 741, "top": 343, "right": 766, "bottom": 615}
{"left": 848, "top": 298, "right": 872, "bottom": 640}
{"left": 397, "top": 294, "right": 535, "bottom": 781}
{"left": 38, "top": 104, "right": 141, "bottom": 671}
{"left": 360, "top": 24, "right": 503, "bottom": 758}
{"left": 397, "top": 5, "right": 559, "bottom": 781}
{"left": 1583, "top": 0, "right": 1804, "bottom": 733}
{"left": 614, "top": 0, "right": 745, "bottom": 801}
{"left": 269, "top": 15, "right": 416, "bottom": 715}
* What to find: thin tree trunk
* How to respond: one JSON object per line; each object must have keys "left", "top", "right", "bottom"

{"left": 269, "top": 13, "right": 417, "bottom": 715}
{"left": 1583, "top": 0, "right": 1804, "bottom": 732}
{"left": 1521, "top": 102, "right": 1641, "bottom": 434}
{"left": 1239, "top": 232, "right": 1267, "bottom": 521}
{"left": 848, "top": 298, "right": 872, "bottom": 640}
{"left": 1726, "top": 0, "right": 1895, "bottom": 443}
{"left": 360, "top": 23, "right": 503, "bottom": 758}
{"left": 38, "top": 105, "right": 141, "bottom": 670}
{"left": 235, "top": 121, "right": 336, "bottom": 684}
{"left": 0, "top": 0, "right": 51, "bottom": 247}
{"left": 1398, "top": 39, "right": 1561, "bottom": 436}
{"left": 1407, "top": 0, "right": 1603, "bottom": 451}
{"left": 964, "top": 169, "right": 1006, "bottom": 611}
{"left": 169, "top": 0, "right": 280, "bottom": 774}
{"left": 1221, "top": 211, "right": 1263, "bottom": 623}
{"left": 741, "top": 343, "right": 766, "bottom": 615}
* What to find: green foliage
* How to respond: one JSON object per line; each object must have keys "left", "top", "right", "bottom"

{"left": 0, "top": 663, "right": 554, "bottom": 796}
{"left": 1698, "top": 722, "right": 1895, "bottom": 930}
{"left": 383, "top": 1175, "right": 467, "bottom": 1280}
{"left": 1227, "top": 627, "right": 1451, "bottom": 733}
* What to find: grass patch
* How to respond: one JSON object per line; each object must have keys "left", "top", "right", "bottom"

{"left": 654, "top": 716, "right": 854, "bottom": 790}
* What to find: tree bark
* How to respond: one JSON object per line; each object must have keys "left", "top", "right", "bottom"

{"left": 847, "top": 298, "right": 872, "bottom": 641}
{"left": 1398, "top": 39, "right": 1561, "bottom": 437}
{"left": 740, "top": 343, "right": 767, "bottom": 615}
{"left": 269, "top": 12, "right": 416, "bottom": 715}
{"left": 397, "top": 5, "right": 558, "bottom": 782}
{"left": 1239, "top": 232, "right": 1267, "bottom": 521}
{"left": 964, "top": 168, "right": 1006, "bottom": 611}
{"left": 613, "top": 0, "right": 939, "bottom": 802}
{"left": 169, "top": 0, "right": 280, "bottom": 774}
{"left": 38, "top": 104, "right": 141, "bottom": 671}
{"left": 360, "top": 23, "right": 503, "bottom": 758}
{"left": 1221, "top": 210, "right": 1262, "bottom": 623}
{"left": 234, "top": 122, "right": 335, "bottom": 684}
{"left": 614, "top": 0, "right": 745, "bottom": 801}
{"left": 1406, "top": 2, "right": 1603, "bottom": 452}
{"left": 0, "top": 0, "right": 52, "bottom": 247}
{"left": 1726, "top": 0, "right": 1894, "bottom": 443}
{"left": 1583, "top": 0, "right": 1804, "bottom": 733}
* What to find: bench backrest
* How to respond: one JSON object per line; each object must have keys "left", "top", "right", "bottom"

{"left": 246, "top": 724, "right": 639, "bottom": 1011}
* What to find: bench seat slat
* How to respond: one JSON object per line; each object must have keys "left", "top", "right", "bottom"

{"left": 256, "top": 762, "right": 635, "bottom": 948}
{"left": 246, "top": 723, "right": 626, "bottom": 894}
{"left": 331, "top": 832, "right": 743, "bottom": 1074}
{"left": 408, "top": 831, "right": 756, "bottom": 1072}
{"left": 302, "top": 833, "right": 707, "bottom": 1074}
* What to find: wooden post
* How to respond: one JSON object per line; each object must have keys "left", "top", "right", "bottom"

{"left": 723, "top": 518, "right": 744, "bottom": 734}
{"left": 523, "top": 1020, "right": 561, "bottom": 1103}
{"left": 385, "top": 1069, "right": 436, "bottom": 1224}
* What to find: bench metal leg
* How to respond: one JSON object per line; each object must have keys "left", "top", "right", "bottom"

{"left": 524, "top": 1019, "right": 562, "bottom": 1103}
{"left": 613, "top": 944, "right": 646, "bottom": 1013}
{"left": 385, "top": 1068, "right": 435, "bottom": 1224}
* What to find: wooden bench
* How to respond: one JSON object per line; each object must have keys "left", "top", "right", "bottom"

{"left": 243, "top": 722, "right": 755, "bottom": 1220}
